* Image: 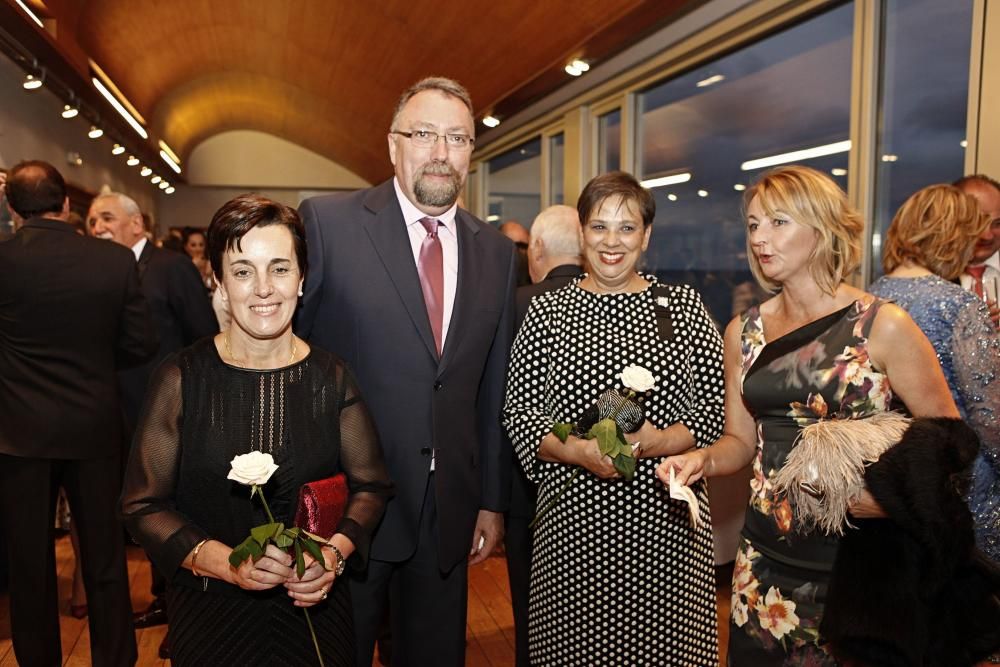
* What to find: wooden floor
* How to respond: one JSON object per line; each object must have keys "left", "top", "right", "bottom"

{"left": 0, "top": 536, "right": 731, "bottom": 666}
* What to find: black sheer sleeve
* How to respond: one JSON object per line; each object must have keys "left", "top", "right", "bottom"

{"left": 334, "top": 363, "right": 393, "bottom": 566}
{"left": 120, "top": 356, "right": 208, "bottom": 578}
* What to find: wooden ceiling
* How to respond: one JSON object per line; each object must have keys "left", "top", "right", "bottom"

{"left": 15, "top": 0, "right": 697, "bottom": 184}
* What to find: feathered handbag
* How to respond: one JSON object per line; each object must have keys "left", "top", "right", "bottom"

{"left": 771, "top": 412, "right": 911, "bottom": 535}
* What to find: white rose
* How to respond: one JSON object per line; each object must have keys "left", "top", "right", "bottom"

{"left": 227, "top": 451, "right": 279, "bottom": 486}
{"left": 619, "top": 364, "right": 657, "bottom": 393}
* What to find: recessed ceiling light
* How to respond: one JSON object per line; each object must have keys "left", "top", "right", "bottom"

{"left": 23, "top": 73, "right": 43, "bottom": 90}
{"left": 88, "top": 126, "right": 104, "bottom": 139}
{"left": 61, "top": 104, "right": 79, "bottom": 119}
{"left": 667, "top": 194, "right": 678, "bottom": 201}
{"left": 126, "top": 155, "right": 140, "bottom": 166}
{"left": 831, "top": 168, "right": 848, "bottom": 176}
{"left": 164, "top": 186, "right": 175, "bottom": 194}
{"left": 158, "top": 181, "right": 169, "bottom": 190}
{"left": 881, "top": 154, "right": 898, "bottom": 162}
{"left": 112, "top": 143, "right": 126, "bottom": 155}
{"left": 734, "top": 184, "right": 747, "bottom": 191}
{"left": 151, "top": 175, "right": 161, "bottom": 184}
{"left": 140, "top": 166, "right": 152, "bottom": 177}
{"left": 482, "top": 115, "right": 500, "bottom": 128}
{"left": 697, "top": 190, "right": 708, "bottom": 197}
{"left": 960, "top": 139, "right": 968, "bottom": 148}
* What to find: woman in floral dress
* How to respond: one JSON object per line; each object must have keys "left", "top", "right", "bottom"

{"left": 658, "top": 166, "right": 959, "bottom": 665}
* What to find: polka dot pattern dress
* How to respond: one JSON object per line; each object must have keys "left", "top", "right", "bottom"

{"left": 503, "top": 274, "right": 725, "bottom": 666}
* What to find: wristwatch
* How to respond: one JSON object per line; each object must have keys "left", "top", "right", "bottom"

{"left": 327, "top": 544, "right": 346, "bottom": 576}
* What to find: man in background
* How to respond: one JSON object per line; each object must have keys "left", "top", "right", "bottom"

{"left": 88, "top": 192, "right": 218, "bottom": 649}
{"left": 955, "top": 174, "right": 1000, "bottom": 327}
{"left": 506, "top": 204, "right": 582, "bottom": 666}
{"left": 500, "top": 219, "right": 531, "bottom": 287}
{"left": 0, "top": 161, "right": 155, "bottom": 667}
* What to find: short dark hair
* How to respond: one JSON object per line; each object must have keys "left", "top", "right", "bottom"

{"left": 952, "top": 173, "right": 1000, "bottom": 193}
{"left": 576, "top": 171, "right": 655, "bottom": 228}
{"left": 207, "top": 194, "right": 307, "bottom": 281}
{"left": 6, "top": 160, "right": 66, "bottom": 219}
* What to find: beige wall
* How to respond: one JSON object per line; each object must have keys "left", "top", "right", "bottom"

{"left": 186, "top": 130, "right": 370, "bottom": 190}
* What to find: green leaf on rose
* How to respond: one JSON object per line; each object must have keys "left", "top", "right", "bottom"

{"left": 228, "top": 544, "right": 250, "bottom": 567}
{"left": 283, "top": 527, "right": 301, "bottom": 539}
{"left": 294, "top": 539, "right": 306, "bottom": 578}
{"left": 613, "top": 453, "right": 636, "bottom": 481}
{"left": 301, "top": 536, "right": 328, "bottom": 571}
{"left": 251, "top": 522, "right": 283, "bottom": 546}
{"left": 275, "top": 531, "right": 294, "bottom": 549}
{"left": 302, "top": 530, "right": 329, "bottom": 545}
{"left": 552, "top": 423, "right": 573, "bottom": 443}
{"left": 588, "top": 418, "right": 620, "bottom": 457}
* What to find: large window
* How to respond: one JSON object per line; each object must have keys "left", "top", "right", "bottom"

{"left": 486, "top": 138, "right": 541, "bottom": 227}
{"left": 549, "top": 133, "right": 565, "bottom": 205}
{"left": 636, "top": 3, "right": 854, "bottom": 325}
{"left": 597, "top": 109, "right": 622, "bottom": 174}
{"left": 870, "top": 0, "right": 974, "bottom": 277}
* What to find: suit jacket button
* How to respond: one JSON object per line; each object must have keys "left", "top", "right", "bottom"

{"left": 420, "top": 447, "right": 431, "bottom": 456}
{"left": 433, "top": 381, "right": 443, "bottom": 391}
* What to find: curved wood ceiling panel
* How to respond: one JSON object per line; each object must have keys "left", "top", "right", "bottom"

{"left": 60, "top": 0, "right": 692, "bottom": 183}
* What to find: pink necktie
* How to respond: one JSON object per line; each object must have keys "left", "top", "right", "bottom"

{"left": 417, "top": 217, "right": 444, "bottom": 356}
{"left": 967, "top": 264, "right": 986, "bottom": 299}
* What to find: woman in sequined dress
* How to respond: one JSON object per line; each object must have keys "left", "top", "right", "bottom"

{"left": 870, "top": 184, "right": 1000, "bottom": 564}
{"left": 122, "top": 195, "right": 393, "bottom": 666}
{"left": 656, "top": 166, "right": 959, "bottom": 666}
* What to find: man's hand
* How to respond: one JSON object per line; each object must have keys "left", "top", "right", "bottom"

{"left": 469, "top": 509, "right": 503, "bottom": 565}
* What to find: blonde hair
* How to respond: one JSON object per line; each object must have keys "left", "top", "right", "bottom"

{"left": 743, "top": 165, "right": 862, "bottom": 295}
{"left": 882, "top": 184, "right": 989, "bottom": 280}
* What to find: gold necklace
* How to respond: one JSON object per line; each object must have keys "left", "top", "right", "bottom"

{"left": 224, "top": 332, "right": 297, "bottom": 368}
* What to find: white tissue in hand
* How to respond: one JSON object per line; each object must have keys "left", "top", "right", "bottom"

{"left": 669, "top": 467, "right": 702, "bottom": 529}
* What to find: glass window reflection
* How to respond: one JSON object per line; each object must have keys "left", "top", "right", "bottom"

{"left": 486, "top": 138, "right": 542, "bottom": 228}
{"left": 636, "top": 3, "right": 854, "bottom": 326}
{"left": 870, "top": 0, "right": 973, "bottom": 278}
{"left": 598, "top": 109, "right": 622, "bottom": 174}
{"left": 550, "top": 133, "right": 565, "bottom": 205}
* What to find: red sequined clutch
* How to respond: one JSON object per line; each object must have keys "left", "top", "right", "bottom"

{"left": 294, "top": 472, "right": 348, "bottom": 537}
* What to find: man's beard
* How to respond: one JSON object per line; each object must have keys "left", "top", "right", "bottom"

{"left": 413, "top": 161, "right": 463, "bottom": 208}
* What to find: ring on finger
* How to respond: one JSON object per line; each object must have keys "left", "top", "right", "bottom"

{"left": 320, "top": 589, "right": 328, "bottom": 600}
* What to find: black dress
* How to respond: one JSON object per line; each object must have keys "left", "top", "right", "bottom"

{"left": 729, "top": 298, "right": 892, "bottom": 665}
{"left": 121, "top": 338, "right": 393, "bottom": 666}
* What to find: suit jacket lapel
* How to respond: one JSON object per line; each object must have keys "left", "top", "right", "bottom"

{"left": 440, "top": 210, "right": 482, "bottom": 369}
{"left": 362, "top": 182, "right": 439, "bottom": 361}
{"left": 136, "top": 242, "right": 153, "bottom": 282}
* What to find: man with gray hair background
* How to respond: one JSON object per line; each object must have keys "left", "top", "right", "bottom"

{"left": 505, "top": 203, "right": 583, "bottom": 666}
{"left": 89, "top": 192, "right": 217, "bottom": 655}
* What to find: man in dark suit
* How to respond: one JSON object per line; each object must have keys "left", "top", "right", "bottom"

{"left": 297, "top": 77, "right": 517, "bottom": 667}
{"left": 0, "top": 161, "right": 156, "bottom": 667}
{"left": 506, "top": 204, "right": 583, "bottom": 667}
{"left": 88, "top": 192, "right": 218, "bottom": 640}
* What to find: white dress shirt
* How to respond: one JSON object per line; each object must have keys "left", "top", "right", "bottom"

{"left": 130, "top": 237, "right": 148, "bottom": 262}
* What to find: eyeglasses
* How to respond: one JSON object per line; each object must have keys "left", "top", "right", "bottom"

{"left": 391, "top": 130, "right": 475, "bottom": 151}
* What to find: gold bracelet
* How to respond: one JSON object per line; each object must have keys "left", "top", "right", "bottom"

{"left": 190, "top": 538, "right": 209, "bottom": 577}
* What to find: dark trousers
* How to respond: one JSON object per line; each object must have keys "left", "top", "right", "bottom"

{"left": 505, "top": 468, "right": 537, "bottom": 667}
{"left": 349, "top": 475, "right": 468, "bottom": 667}
{"left": 0, "top": 453, "right": 137, "bottom": 667}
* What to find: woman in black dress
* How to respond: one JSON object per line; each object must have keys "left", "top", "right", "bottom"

{"left": 121, "top": 195, "right": 392, "bottom": 666}
{"left": 657, "top": 166, "right": 958, "bottom": 665}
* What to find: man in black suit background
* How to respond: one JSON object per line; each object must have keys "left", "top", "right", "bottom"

{"left": 506, "top": 203, "right": 583, "bottom": 667}
{"left": 0, "top": 161, "right": 156, "bottom": 667}
{"left": 88, "top": 192, "right": 218, "bottom": 642}
{"left": 297, "top": 77, "right": 517, "bottom": 666}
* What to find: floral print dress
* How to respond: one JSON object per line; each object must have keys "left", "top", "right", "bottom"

{"left": 729, "top": 297, "right": 892, "bottom": 666}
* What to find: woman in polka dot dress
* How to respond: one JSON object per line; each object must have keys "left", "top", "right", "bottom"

{"left": 503, "top": 172, "right": 725, "bottom": 666}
